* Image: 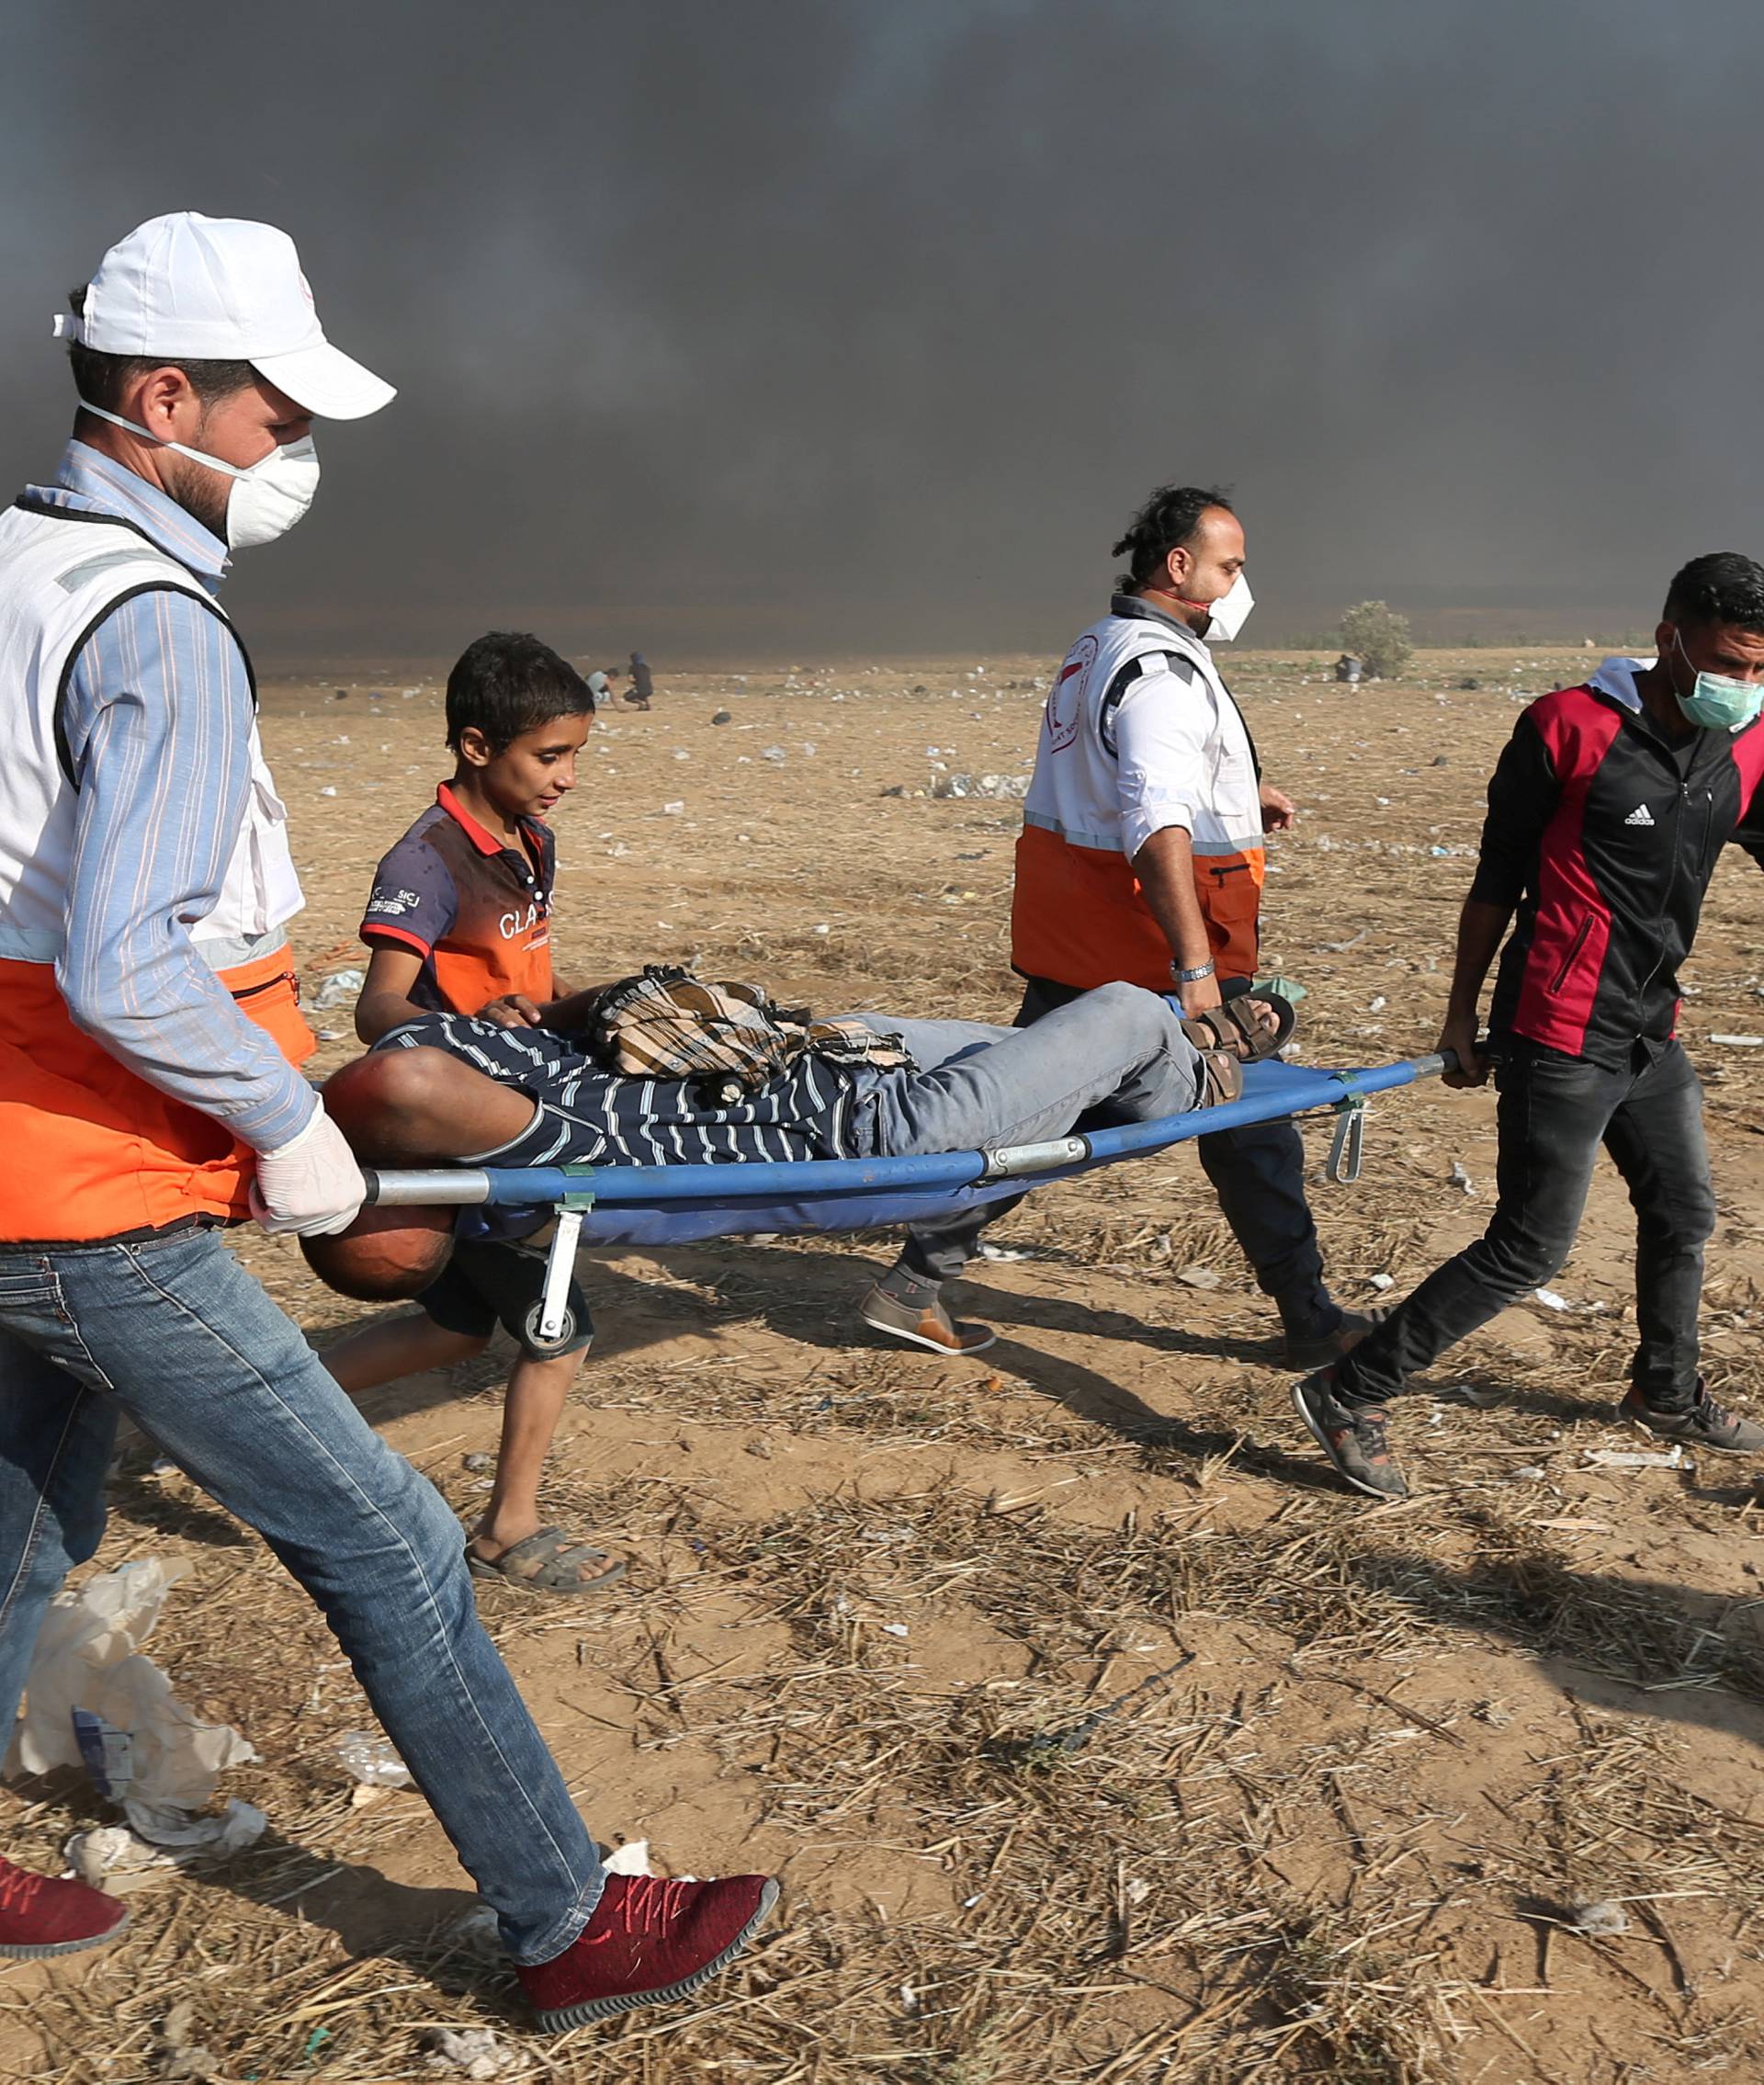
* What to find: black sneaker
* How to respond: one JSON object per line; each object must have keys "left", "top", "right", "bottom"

{"left": 1619, "top": 1383, "right": 1764, "bottom": 1455}
{"left": 1292, "top": 1367, "right": 1408, "bottom": 1500}
{"left": 1282, "top": 1307, "right": 1386, "bottom": 1373}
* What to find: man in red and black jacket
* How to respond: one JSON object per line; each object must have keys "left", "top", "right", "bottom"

{"left": 1295, "top": 552, "right": 1764, "bottom": 1500}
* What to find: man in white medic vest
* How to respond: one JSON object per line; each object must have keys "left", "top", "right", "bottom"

{"left": 0, "top": 215, "right": 776, "bottom": 2029}
{"left": 858, "top": 483, "right": 1371, "bottom": 1368}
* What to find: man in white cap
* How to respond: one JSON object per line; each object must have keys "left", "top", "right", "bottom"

{"left": 0, "top": 215, "right": 775, "bottom": 2029}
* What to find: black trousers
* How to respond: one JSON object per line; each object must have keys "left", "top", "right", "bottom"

{"left": 899, "top": 975, "right": 1331, "bottom": 1322}
{"left": 1336, "top": 1037, "right": 1715, "bottom": 1410}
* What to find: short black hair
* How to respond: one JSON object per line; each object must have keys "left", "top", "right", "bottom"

{"left": 445, "top": 630, "right": 595, "bottom": 753}
{"left": 1663, "top": 552, "right": 1764, "bottom": 632}
{"left": 65, "top": 286, "right": 258, "bottom": 417}
{"left": 1111, "top": 483, "right": 1236, "bottom": 591}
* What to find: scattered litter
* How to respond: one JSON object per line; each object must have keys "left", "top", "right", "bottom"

{"left": 1368, "top": 1273, "right": 1396, "bottom": 1291}
{"left": 761, "top": 745, "right": 787, "bottom": 762}
{"left": 336, "top": 1730, "right": 413, "bottom": 1789}
{"left": 448, "top": 1904, "right": 503, "bottom": 1958}
{"left": 605, "top": 1839, "right": 657, "bottom": 1877}
{"left": 311, "top": 968, "right": 365, "bottom": 1010}
{"left": 801, "top": 741, "right": 817, "bottom": 755}
{"left": 418, "top": 2025, "right": 527, "bottom": 2079}
{"left": 1582, "top": 1445, "right": 1689, "bottom": 1470}
{"left": 318, "top": 785, "right": 338, "bottom": 798}
{"left": 978, "top": 1242, "right": 1031, "bottom": 1262}
{"left": 1123, "top": 1875, "right": 1153, "bottom": 1908}
{"left": 1453, "top": 1383, "right": 1505, "bottom": 1409}
{"left": 462, "top": 1451, "right": 495, "bottom": 1473}
{"left": 6, "top": 1559, "right": 260, "bottom": 1850}
{"left": 1319, "top": 928, "right": 1369, "bottom": 953}
{"left": 1711, "top": 1034, "right": 1764, "bottom": 1048}
{"left": 316, "top": 1027, "right": 344, "bottom": 1043}
{"left": 811, "top": 923, "right": 831, "bottom": 935}
{"left": 879, "top": 1623, "right": 910, "bottom": 1638}
{"left": 1568, "top": 1898, "right": 1631, "bottom": 1938}
{"left": 711, "top": 709, "right": 732, "bottom": 724}
{"left": 1176, "top": 1265, "right": 1223, "bottom": 1289}
{"left": 931, "top": 772, "right": 1030, "bottom": 799}
{"left": 128, "top": 1796, "right": 265, "bottom": 1853}
{"left": 1367, "top": 995, "right": 1387, "bottom": 1014}
{"left": 153, "top": 2000, "right": 220, "bottom": 2081}
{"left": 1448, "top": 1161, "right": 1476, "bottom": 1195}
{"left": 661, "top": 799, "right": 685, "bottom": 815}
{"left": 65, "top": 1823, "right": 174, "bottom": 1886}
{"left": 1509, "top": 1465, "right": 1547, "bottom": 1482}
{"left": 672, "top": 748, "right": 691, "bottom": 762}
{"left": 1472, "top": 1700, "right": 1514, "bottom": 1728}
{"left": 1534, "top": 1275, "right": 1618, "bottom": 1309}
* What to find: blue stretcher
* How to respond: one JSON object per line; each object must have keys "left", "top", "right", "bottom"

{"left": 363, "top": 1052, "right": 1451, "bottom": 1347}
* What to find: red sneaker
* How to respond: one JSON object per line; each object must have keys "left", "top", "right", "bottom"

{"left": 0, "top": 1854, "right": 129, "bottom": 1958}
{"left": 517, "top": 1871, "right": 779, "bottom": 2030}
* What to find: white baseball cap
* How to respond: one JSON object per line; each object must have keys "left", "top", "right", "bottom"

{"left": 54, "top": 211, "right": 394, "bottom": 421}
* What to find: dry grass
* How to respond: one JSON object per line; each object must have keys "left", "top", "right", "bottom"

{"left": 6, "top": 648, "right": 1764, "bottom": 2082}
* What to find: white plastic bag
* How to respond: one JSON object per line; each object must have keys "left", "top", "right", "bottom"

{"left": 6, "top": 1559, "right": 258, "bottom": 1848}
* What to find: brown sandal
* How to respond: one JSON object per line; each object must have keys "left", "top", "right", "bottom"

{"left": 1179, "top": 992, "right": 1295, "bottom": 1063}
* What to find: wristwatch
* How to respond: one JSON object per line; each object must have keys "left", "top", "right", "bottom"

{"left": 1174, "top": 958, "right": 1216, "bottom": 984}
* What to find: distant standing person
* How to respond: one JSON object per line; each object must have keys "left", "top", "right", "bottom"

{"left": 627, "top": 649, "right": 654, "bottom": 708}
{"left": 860, "top": 483, "right": 1372, "bottom": 1367}
{"left": 1295, "top": 554, "right": 1764, "bottom": 1500}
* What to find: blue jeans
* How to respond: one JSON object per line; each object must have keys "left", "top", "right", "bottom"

{"left": 0, "top": 1226, "right": 603, "bottom": 1962}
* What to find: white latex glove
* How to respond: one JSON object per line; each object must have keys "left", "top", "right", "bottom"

{"left": 249, "top": 1105, "right": 367, "bottom": 1237}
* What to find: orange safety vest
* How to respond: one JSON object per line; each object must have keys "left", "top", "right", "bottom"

{"left": 1012, "top": 822, "right": 1263, "bottom": 992}
{"left": 1010, "top": 603, "right": 1266, "bottom": 992}
{"left": 0, "top": 951, "right": 313, "bottom": 1242}
{"left": 0, "top": 497, "right": 314, "bottom": 1242}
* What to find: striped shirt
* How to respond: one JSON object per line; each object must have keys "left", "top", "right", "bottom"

{"left": 23, "top": 442, "right": 314, "bottom": 1154}
{"left": 380, "top": 1012, "right": 871, "bottom": 1166}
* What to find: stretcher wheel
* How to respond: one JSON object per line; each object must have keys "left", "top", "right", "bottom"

{"left": 521, "top": 1301, "right": 576, "bottom": 1354}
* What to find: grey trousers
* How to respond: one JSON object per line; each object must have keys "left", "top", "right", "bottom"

{"left": 894, "top": 974, "right": 1332, "bottom": 1324}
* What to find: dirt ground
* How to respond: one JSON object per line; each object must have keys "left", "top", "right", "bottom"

{"left": 5, "top": 647, "right": 1764, "bottom": 2084}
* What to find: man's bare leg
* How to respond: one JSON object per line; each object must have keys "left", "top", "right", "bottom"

{"left": 322, "top": 1312, "right": 488, "bottom": 1395}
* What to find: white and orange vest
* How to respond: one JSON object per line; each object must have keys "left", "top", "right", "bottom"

{"left": 0, "top": 503, "right": 313, "bottom": 1241}
{"left": 1012, "top": 605, "right": 1265, "bottom": 991}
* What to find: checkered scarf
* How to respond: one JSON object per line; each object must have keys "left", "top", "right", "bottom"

{"left": 585, "top": 966, "right": 913, "bottom": 1097}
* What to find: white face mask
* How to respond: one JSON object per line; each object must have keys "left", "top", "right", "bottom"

{"left": 1204, "top": 572, "right": 1254, "bottom": 642}
{"left": 76, "top": 398, "right": 320, "bottom": 550}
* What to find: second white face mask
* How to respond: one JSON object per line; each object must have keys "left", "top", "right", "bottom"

{"left": 78, "top": 399, "right": 320, "bottom": 550}
{"left": 1204, "top": 573, "right": 1254, "bottom": 642}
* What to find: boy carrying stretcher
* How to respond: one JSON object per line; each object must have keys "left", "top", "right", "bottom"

{"left": 319, "top": 631, "right": 624, "bottom": 1594}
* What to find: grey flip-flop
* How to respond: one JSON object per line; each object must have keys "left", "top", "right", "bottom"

{"left": 467, "top": 1527, "right": 627, "bottom": 1595}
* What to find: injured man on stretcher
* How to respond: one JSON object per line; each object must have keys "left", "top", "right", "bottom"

{"left": 305, "top": 980, "right": 1290, "bottom": 1301}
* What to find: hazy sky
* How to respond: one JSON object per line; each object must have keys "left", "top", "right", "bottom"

{"left": 2, "top": 1, "right": 1755, "bottom": 664}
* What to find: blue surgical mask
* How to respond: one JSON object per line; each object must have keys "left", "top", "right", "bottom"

{"left": 1673, "top": 630, "right": 1764, "bottom": 731}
